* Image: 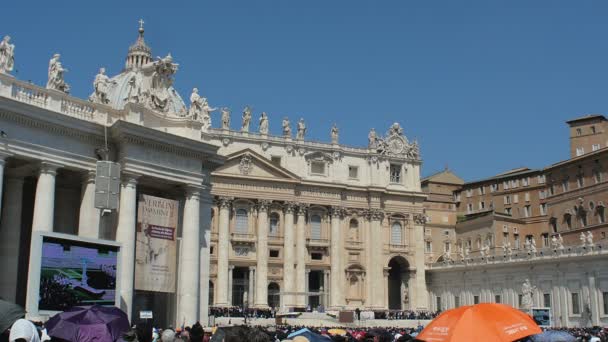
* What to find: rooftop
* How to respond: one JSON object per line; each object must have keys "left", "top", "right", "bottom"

{"left": 565, "top": 114, "right": 606, "bottom": 124}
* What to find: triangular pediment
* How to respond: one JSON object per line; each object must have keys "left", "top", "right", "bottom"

{"left": 422, "top": 170, "right": 464, "bottom": 185}
{"left": 212, "top": 149, "right": 300, "bottom": 181}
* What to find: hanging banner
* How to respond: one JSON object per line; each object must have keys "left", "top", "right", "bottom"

{"left": 135, "top": 194, "right": 179, "bottom": 293}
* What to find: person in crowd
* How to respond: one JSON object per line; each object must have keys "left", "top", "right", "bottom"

{"left": 160, "top": 329, "right": 175, "bottom": 342}
{"left": 7, "top": 319, "right": 40, "bottom": 342}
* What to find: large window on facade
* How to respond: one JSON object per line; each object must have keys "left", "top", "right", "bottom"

{"left": 310, "top": 214, "right": 322, "bottom": 240}
{"left": 543, "top": 293, "right": 551, "bottom": 308}
{"left": 603, "top": 292, "right": 608, "bottom": 315}
{"left": 564, "top": 213, "right": 572, "bottom": 230}
{"left": 577, "top": 207, "right": 587, "bottom": 227}
{"left": 235, "top": 208, "right": 249, "bottom": 233}
{"left": 597, "top": 205, "right": 605, "bottom": 224}
{"left": 571, "top": 293, "right": 580, "bottom": 315}
{"left": 390, "top": 164, "right": 402, "bottom": 183}
{"left": 390, "top": 222, "right": 402, "bottom": 245}
{"left": 269, "top": 213, "right": 280, "bottom": 236}
{"left": 549, "top": 217, "right": 558, "bottom": 233}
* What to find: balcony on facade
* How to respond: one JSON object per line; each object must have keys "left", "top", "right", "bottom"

{"left": 306, "top": 238, "right": 330, "bottom": 249}
{"left": 345, "top": 240, "right": 364, "bottom": 250}
{"left": 230, "top": 232, "right": 256, "bottom": 245}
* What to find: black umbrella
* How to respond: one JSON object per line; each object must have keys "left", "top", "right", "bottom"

{"left": 0, "top": 299, "right": 26, "bottom": 333}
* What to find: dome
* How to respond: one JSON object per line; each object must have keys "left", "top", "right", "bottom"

{"left": 125, "top": 19, "right": 152, "bottom": 70}
{"left": 103, "top": 70, "right": 188, "bottom": 115}
{"left": 90, "top": 20, "right": 188, "bottom": 116}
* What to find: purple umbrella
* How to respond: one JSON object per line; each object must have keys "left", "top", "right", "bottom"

{"left": 45, "top": 305, "right": 130, "bottom": 342}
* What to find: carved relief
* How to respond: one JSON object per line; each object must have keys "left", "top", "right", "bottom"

{"left": 413, "top": 213, "right": 428, "bottom": 225}
{"left": 238, "top": 153, "right": 253, "bottom": 175}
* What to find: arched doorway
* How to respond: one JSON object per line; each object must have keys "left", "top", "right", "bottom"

{"left": 268, "top": 282, "right": 280, "bottom": 309}
{"left": 388, "top": 256, "right": 410, "bottom": 310}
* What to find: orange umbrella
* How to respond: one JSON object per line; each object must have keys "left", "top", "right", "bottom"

{"left": 417, "top": 303, "right": 542, "bottom": 342}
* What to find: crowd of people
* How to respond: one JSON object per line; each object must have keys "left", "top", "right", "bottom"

{"left": 209, "top": 307, "right": 276, "bottom": 319}
{"left": 370, "top": 310, "right": 439, "bottom": 320}
{"left": 3, "top": 316, "right": 608, "bottom": 341}
{"left": 208, "top": 306, "right": 440, "bottom": 321}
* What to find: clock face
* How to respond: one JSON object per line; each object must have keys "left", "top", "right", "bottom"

{"left": 388, "top": 137, "right": 405, "bottom": 154}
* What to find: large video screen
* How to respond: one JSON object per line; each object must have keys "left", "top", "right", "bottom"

{"left": 39, "top": 236, "right": 119, "bottom": 311}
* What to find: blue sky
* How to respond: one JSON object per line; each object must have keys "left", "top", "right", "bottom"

{"left": 3, "top": 1, "right": 608, "bottom": 181}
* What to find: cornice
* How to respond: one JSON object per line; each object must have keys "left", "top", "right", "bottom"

{"left": 110, "top": 120, "right": 224, "bottom": 165}
{"left": 0, "top": 108, "right": 105, "bottom": 146}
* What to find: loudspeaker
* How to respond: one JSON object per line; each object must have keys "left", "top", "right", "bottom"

{"left": 94, "top": 161, "right": 121, "bottom": 210}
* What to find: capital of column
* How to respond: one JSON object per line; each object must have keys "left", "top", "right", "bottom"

{"left": 82, "top": 169, "right": 96, "bottom": 184}
{"left": 39, "top": 161, "right": 62, "bottom": 176}
{"left": 284, "top": 201, "right": 298, "bottom": 214}
{"left": 121, "top": 173, "right": 140, "bottom": 189}
{"left": 330, "top": 206, "right": 346, "bottom": 218}
{"left": 250, "top": 266, "right": 256, "bottom": 272}
{"left": 257, "top": 199, "right": 272, "bottom": 213}
{"left": 297, "top": 204, "right": 309, "bottom": 216}
{"left": 366, "top": 208, "right": 384, "bottom": 222}
{"left": 217, "top": 196, "right": 233, "bottom": 209}
{"left": 229, "top": 265, "right": 235, "bottom": 271}
{"left": 0, "top": 151, "right": 12, "bottom": 165}
{"left": 184, "top": 185, "right": 204, "bottom": 200}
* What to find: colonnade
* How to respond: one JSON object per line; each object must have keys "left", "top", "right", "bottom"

{"left": 0, "top": 157, "right": 212, "bottom": 325}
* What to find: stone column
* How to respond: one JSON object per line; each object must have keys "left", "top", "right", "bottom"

{"left": 78, "top": 170, "right": 100, "bottom": 239}
{"left": 588, "top": 272, "right": 600, "bottom": 326}
{"left": 255, "top": 200, "right": 270, "bottom": 308}
{"left": 413, "top": 214, "right": 428, "bottom": 309}
{"left": 384, "top": 268, "right": 390, "bottom": 308}
{"left": 248, "top": 267, "right": 255, "bottom": 306}
{"left": 324, "top": 270, "right": 330, "bottom": 307}
{"left": 0, "top": 154, "right": 9, "bottom": 211}
{"left": 0, "top": 176, "right": 23, "bottom": 302}
{"left": 32, "top": 162, "right": 61, "bottom": 233}
{"left": 305, "top": 270, "right": 311, "bottom": 307}
{"left": 282, "top": 202, "right": 297, "bottom": 309}
{"left": 26, "top": 162, "right": 62, "bottom": 316}
{"left": 228, "top": 265, "right": 234, "bottom": 305}
{"left": 178, "top": 186, "right": 202, "bottom": 326}
{"left": 369, "top": 210, "right": 384, "bottom": 308}
{"left": 330, "top": 207, "right": 344, "bottom": 308}
{"left": 115, "top": 174, "right": 139, "bottom": 320}
{"left": 215, "top": 197, "right": 232, "bottom": 306}
{"left": 295, "top": 205, "right": 308, "bottom": 308}
{"left": 199, "top": 187, "right": 213, "bottom": 325}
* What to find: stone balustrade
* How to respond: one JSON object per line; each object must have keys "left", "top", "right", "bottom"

{"left": 429, "top": 241, "right": 607, "bottom": 269}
